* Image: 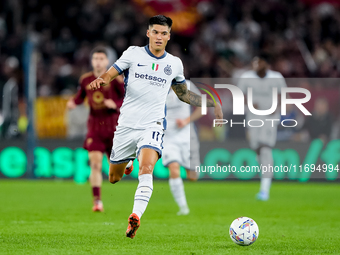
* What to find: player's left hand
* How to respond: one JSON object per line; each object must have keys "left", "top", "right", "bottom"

{"left": 103, "top": 99, "right": 117, "bottom": 109}
{"left": 214, "top": 103, "right": 223, "bottom": 127}
{"left": 176, "top": 118, "right": 189, "bottom": 128}
{"left": 89, "top": 78, "right": 106, "bottom": 90}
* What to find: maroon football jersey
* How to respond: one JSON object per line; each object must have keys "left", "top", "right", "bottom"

{"left": 73, "top": 72, "right": 125, "bottom": 135}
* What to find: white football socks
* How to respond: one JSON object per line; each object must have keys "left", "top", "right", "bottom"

{"left": 260, "top": 178, "right": 272, "bottom": 194}
{"left": 259, "top": 147, "right": 273, "bottom": 194}
{"left": 169, "top": 177, "right": 188, "bottom": 210}
{"left": 132, "top": 174, "right": 153, "bottom": 219}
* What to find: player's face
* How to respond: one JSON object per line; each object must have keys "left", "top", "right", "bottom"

{"left": 147, "top": 24, "right": 171, "bottom": 52}
{"left": 252, "top": 57, "right": 268, "bottom": 73}
{"left": 91, "top": 52, "right": 109, "bottom": 72}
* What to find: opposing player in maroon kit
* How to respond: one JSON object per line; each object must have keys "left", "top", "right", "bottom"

{"left": 67, "top": 47, "right": 131, "bottom": 212}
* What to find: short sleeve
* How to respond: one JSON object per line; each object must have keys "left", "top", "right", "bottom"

{"left": 112, "top": 46, "right": 135, "bottom": 74}
{"left": 172, "top": 58, "right": 185, "bottom": 85}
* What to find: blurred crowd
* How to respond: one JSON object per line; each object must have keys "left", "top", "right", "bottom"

{"left": 1, "top": 0, "right": 340, "bottom": 141}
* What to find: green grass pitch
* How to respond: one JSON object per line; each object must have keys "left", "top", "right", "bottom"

{"left": 0, "top": 180, "right": 339, "bottom": 255}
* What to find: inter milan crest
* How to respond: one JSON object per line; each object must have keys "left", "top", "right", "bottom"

{"left": 164, "top": 65, "right": 172, "bottom": 75}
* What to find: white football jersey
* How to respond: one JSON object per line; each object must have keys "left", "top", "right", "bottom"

{"left": 166, "top": 80, "right": 201, "bottom": 132}
{"left": 112, "top": 45, "right": 185, "bottom": 129}
{"left": 238, "top": 70, "right": 287, "bottom": 115}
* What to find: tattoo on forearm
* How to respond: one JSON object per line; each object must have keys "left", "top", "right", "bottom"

{"left": 172, "top": 83, "right": 187, "bottom": 97}
{"left": 172, "top": 82, "right": 215, "bottom": 107}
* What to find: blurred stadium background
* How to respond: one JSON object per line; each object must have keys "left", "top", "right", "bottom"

{"left": 1, "top": 0, "right": 340, "bottom": 181}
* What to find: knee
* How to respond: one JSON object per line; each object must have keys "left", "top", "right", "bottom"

{"left": 90, "top": 161, "right": 102, "bottom": 172}
{"left": 168, "top": 162, "right": 180, "bottom": 178}
{"left": 139, "top": 163, "right": 154, "bottom": 175}
{"left": 109, "top": 174, "right": 121, "bottom": 184}
{"left": 169, "top": 169, "right": 180, "bottom": 179}
{"left": 169, "top": 171, "right": 180, "bottom": 179}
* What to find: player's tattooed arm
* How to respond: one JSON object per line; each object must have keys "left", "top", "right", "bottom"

{"left": 172, "top": 82, "right": 224, "bottom": 126}
{"left": 172, "top": 82, "right": 215, "bottom": 107}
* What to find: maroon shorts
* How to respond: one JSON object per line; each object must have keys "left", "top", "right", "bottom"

{"left": 83, "top": 131, "right": 114, "bottom": 157}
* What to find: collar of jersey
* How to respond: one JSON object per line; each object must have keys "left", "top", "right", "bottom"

{"left": 144, "top": 45, "right": 167, "bottom": 59}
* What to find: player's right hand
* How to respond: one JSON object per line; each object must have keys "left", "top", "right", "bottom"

{"left": 89, "top": 78, "right": 105, "bottom": 90}
{"left": 66, "top": 99, "right": 77, "bottom": 110}
{"left": 214, "top": 103, "right": 224, "bottom": 127}
{"left": 176, "top": 118, "right": 189, "bottom": 128}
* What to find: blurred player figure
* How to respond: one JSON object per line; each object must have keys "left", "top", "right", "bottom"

{"left": 162, "top": 81, "right": 202, "bottom": 215}
{"left": 89, "top": 15, "right": 223, "bottom": 238}
{"left": 238, "top": 53, "right": 287, "bottom": 201}
{"left": 66, "top": 47, "right": 130, "bottom": 212}
{"left": 298, "top": 97, "right": 332, "bottom": 143}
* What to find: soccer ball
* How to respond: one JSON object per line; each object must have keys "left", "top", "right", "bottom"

{"left": 229, "top": 217, "right": 259, "bottom": 246}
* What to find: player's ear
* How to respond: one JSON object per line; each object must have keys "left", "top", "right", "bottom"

{"left": 146, "top": 29, "right": 150, "bottom": 38}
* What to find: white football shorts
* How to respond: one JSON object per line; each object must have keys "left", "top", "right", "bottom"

{"left": 162, "top": 125, "right": 200, "bottom": 171}
{"left": 247, "top": 117, "right": 278, "bottom": 149}
{"left": 110, "top": 125, "right": 164, "bottom": 164}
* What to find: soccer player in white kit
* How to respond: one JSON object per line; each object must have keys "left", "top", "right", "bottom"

{"left": 238, "top": 53, "right": 287, "bottom": 201}
{"left": 162, "top": 81, "right": 202, "bottom": 215}
{"left": 89, "top": 15, "right": 223, "bottom": 239}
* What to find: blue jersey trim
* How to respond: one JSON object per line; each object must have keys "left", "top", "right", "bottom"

{"left": 110, "top": 157, "right": 135, "bottom": 164}
{"left": 172, "top": 79, "right": 186, "bottom": 85}
{"left": 163, "top": 104, "right": 167, "bottom": 130}
{"left": 160, "top": 133, "right": 164, "bottom": 149}
{"left": 144, "top": 45, "right": 167, "bottom": 59}
{"left": 137, "top": 145, "right": 162, "bottom": 159}
{"left": 123, "top": 68, "right": 129, "bottom": 97}
{"left": 113, "top": 64, "right": 123, "bottom": 75}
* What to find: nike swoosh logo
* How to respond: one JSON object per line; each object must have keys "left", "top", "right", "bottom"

{"left": 137, "top": 63, "right": 147, "bottom": 67}
{"left": 141, "top": 191, "right": 150, "bottom": 193}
